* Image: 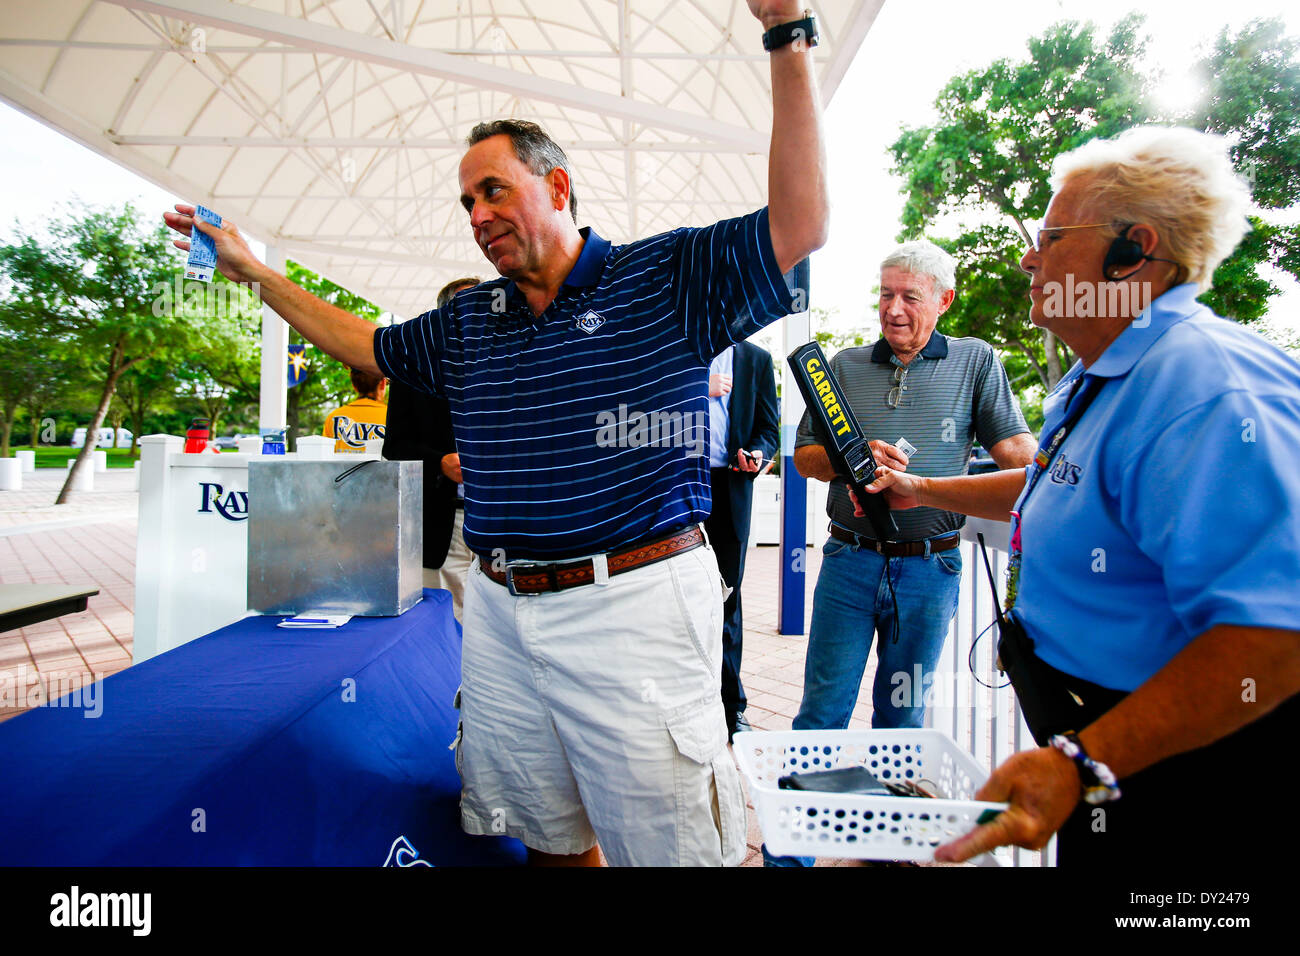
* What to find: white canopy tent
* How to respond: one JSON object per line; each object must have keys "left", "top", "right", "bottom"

{"left": 0, "top": 0, "right": 882, "bottom": 426}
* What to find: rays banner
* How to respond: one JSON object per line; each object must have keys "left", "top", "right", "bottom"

{"left": 287, "top": 344, "right": 309, "bottom": 388}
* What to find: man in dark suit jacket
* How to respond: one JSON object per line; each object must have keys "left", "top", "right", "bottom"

{"left": 704, "top": 339, "right": 779, "bottom": 741}
{"left": 382, "top": 276, "right": 481, "bottom": 619}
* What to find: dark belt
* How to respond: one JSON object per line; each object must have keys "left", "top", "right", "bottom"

{"left": 829, "top": 523, "right": 960, "bottom": 557}
{"left": 479, "top": 526, "right": 705, "bottom": 596}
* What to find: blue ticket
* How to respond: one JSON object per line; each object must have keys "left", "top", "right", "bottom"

{"left": 185, "top": 204, "right": 222, "bottom": 282}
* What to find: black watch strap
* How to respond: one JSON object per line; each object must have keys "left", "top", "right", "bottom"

{"left": 762, "top": 14, "right": 818, "bottom": 52}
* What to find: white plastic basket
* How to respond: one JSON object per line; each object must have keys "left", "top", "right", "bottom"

{"left": 733, "top": 729, "right": 1007, "bottom": 862}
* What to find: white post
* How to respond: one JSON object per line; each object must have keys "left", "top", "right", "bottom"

{"left": 65, "top": 458, "right": 94, "bottom": 491}
{"left": 0, "top": 459, "right": 21, "bottom": 491}
{"left": 15, "top": 450, "right": 35, "bottom": 473}
{"left": 133, "top": 434, "right": 182, "bottom": 662}
{"left": 295, "top": 435, "right": 336, "bottom": 460}
{"left": 132, "top": 434, "right": 252, "bottom": 662}
{"left": 259, "top": 243, "right": 288, "bottom": 438}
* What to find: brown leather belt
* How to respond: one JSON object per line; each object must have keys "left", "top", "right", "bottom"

{"left": 479, "top": 526, "right": 705, "bottom": 595}
{"left": 829, "top": 523, "right": 960, "bottom": 557}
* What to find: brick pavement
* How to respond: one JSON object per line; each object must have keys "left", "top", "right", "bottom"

{"left": 0, "top": 469, "right": 137, "bottom": 719}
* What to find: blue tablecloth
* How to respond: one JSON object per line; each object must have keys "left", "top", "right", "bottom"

{"left": 0, "top": 590, "right": 525, "bottom": 866}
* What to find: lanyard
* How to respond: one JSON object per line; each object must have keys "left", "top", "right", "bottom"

{"left": 1005, "top": 373, "right": 1104, "bottom": 609}
{"left": 1023, "top": 375, "right": 1103, "bottom": 506}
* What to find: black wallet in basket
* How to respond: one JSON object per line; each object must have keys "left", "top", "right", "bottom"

{"left": 778, "top": 766, "right": 892, "bottom": 795}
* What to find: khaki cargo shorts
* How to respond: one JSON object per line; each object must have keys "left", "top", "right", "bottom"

{"left": 453, "top": 541, "right": 746, "bottom": 866}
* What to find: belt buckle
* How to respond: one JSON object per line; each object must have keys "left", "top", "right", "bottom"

{"left": 504, "top": 563, "right": 535, "bottom": 597}
{"left": 504, "top": 560, "right": 564, "bottom": 596}
{"left": 872, "top": 538, "right": 886, "bottom": 555}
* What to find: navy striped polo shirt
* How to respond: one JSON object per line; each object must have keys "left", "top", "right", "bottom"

{"left": 373, "top": 207, "right": 799, "bottom": 560}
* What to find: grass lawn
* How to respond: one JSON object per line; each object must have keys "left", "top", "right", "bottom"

{"left": 9, "top": 446, "right": 140, "bottom": 469}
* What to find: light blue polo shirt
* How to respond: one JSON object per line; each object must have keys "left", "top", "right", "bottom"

{"left": 1011, "top": 283, "right": 1300, "bottom": 690}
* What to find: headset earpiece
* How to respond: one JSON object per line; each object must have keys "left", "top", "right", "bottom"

{"left": 1103, "top": 226, "right": 1147, "bottom": 279}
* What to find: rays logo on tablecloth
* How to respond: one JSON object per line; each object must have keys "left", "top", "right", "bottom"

{"left": 383, "top": 835, "right": 432, "bottom": 867}
{"left": 287, "top": 344, "right": 309, "bottom": 388}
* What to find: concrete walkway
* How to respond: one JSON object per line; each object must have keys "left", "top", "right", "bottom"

{"left": 0, "top": 465, "right": 137, "bottom": 532}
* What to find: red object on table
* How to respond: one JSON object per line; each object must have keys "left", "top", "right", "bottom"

{"left": 183, "top": 418, "right": 211, "bottom": 454}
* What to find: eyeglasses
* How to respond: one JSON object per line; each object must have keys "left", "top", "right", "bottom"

{"left": 1026, "top": 221, "right": 1119, "bottom": 252}
{"left": 886, "top": 365, "right": 909, "bottom": 408}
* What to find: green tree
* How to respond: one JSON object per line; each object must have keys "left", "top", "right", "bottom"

{"left": 283, "top": 261, "right": 383, "bottom": 449}
{"left": 890, "top": 16, "right": 1150, "bottom": 391}
{"left": 4, "top": 204, "right": 194, "bottom": 502}
{"left": 116, "top": 357, "right": 178, "bottom": 458}
{"left": 1191, "top": 19, "right": 1300, "bottom": 211}
{"left": 1186, "top": 18, "right": 1300, "bottom": 317}
{"left": 26, "top": 363, "right": 77, "bottom": 448}
{"left": 889, "top": 16, "right": 1300, "bottom": 393}
{"left": 0, "top": 318, "right": 65, "bottom": 458}
{"left": 172, "top": 274, "right": 263, "bottom": 438}
{"left": 0, "top": 236, "right": 96, "bottom": 457}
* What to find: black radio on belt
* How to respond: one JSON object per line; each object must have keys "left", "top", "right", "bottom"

{"left": 787, "top": 341, "right": 899, "bottom": 542}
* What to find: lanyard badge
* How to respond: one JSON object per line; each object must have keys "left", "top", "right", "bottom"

{"left": 1006, "top": 510, "right": 1024, "bottom": 612}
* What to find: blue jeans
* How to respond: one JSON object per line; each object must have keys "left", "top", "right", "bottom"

{"left": 762, "top": 534, "right": 962, "bottom": 867}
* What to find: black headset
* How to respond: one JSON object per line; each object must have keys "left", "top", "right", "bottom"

{"left": 1103, "top": 224, "right": 1182, "bottom": 281}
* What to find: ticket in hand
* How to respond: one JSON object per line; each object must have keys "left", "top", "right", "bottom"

{"left": 185, "top": 204, "right": 222, "bottom": 282}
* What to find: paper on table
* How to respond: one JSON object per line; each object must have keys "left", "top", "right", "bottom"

{"left": 277, "top": 614, "right": 353, "bottom": 629}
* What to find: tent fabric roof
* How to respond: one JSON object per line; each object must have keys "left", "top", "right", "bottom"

{"left": 0, "top": 0, "right": 882, "bottom": 316}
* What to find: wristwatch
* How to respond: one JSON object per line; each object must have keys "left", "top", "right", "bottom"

{"left": 762, "top": 10, "right": 819, "bottom": 52}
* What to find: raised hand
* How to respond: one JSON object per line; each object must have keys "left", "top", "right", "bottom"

{"left": 162, "top": 204, "right": 264, "bottom": 285}
{"left": 746, "top": 0, "right": 805, "bottom": 29}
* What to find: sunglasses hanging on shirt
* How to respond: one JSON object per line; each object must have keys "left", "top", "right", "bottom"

{"left": 887, "top": 364, "right": 909, "bottom": 408}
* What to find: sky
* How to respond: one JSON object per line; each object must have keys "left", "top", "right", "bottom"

{"left": 1, "top": 0, "right": 1297, "bottom": 345}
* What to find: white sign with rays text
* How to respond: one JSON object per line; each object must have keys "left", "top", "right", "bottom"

{"left": 133, "top": 436, "right": 255, "bottom": 662}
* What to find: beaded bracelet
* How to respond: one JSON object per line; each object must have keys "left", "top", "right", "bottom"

{"left": 1049, "top": 732, "right": 1121, "bottom": 804}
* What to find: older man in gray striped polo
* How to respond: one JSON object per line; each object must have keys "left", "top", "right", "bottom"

{"left": 793, "top": 240, "right": 1037, "bottom": 730}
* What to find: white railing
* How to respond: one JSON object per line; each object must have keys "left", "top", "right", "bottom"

{"left": 924, "top": 517, "right": 1056, "bottom": 868}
